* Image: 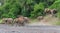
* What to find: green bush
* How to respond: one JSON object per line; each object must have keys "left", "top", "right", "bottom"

{"left": 30, "top": 3, "right": 45, "bottom": 18}
{"left": 0, "top": 0, "right": 21, "bottom": 18}
{"left": 0, "top": 0, "right": 56, "bottom": 18}
{"left": 49, "top": 0, "right": 60, "bottom": 18}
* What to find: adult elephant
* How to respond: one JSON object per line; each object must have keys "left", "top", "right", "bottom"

{"left": 2, "top": 18, "right": 13, "bottom": 24}
{"left": 44, "top": 8, "right": 57, "bottom": 17}
{"left": 13, "top": 16, "right": 30, "bottom": 26}
{"left": 50, "top": 9, "right": 57, "bottom": 16}
{"left": 44, "top": 8, "right": 51, "bottom": 15}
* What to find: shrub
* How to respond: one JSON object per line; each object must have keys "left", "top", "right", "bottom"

{"left": 49, "top": 0, "right": 60, "bottom": 18}
{"left": 30, "top": 3, "right": 45, "bottom": 18}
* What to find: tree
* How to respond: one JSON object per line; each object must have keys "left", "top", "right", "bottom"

{"left": 30, "top": 3, "right": 45, "bottom": 18}
{"left": 0, "top": 0, "right": 56, "bottom": 18}
{"left": 49, "top": 0, "right": 60, "bottom": 18}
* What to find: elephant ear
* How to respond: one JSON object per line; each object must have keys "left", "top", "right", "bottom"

{"left": 44, "top": 8, "right": 48, "bottom": 12}
{"left": 53, "top": 9, "right": 57, "bottom": 14}
{"left": 44, "top": 8, "right": 50, "bottom": 12}
{"left": 54, "top": 9, "right": 57, "bottom": 12}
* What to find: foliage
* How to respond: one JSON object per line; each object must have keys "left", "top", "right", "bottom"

{"left": 49, "top": 0, "right": 60, "bottom": 18}
{"left": 31, "top": 3, "right": 45, "bottom": 18}
{"left": 0, "top": 0, "right": 56, "bottom": 18}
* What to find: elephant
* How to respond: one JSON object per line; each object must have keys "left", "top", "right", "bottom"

{"left": 37, "top": 16, "right": 44, "bottom": 21}
{"left": 13, "top": 16, "right": 30, "bottom": 26}
{"left": 2, "top": 18, "right": 13, "bottom": 24}
{"left": 44, "top": 8, "right": 51, "bottom": 15}
{"left": 13, "top": 16, "right": 25, "bottom": 26}
{"left": 50, "top": 9, "right": 57, "bottom": 17}
{"left": 44, "top": 8, "right": 57, "bottom": 17}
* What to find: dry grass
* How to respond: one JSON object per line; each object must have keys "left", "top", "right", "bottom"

{"left": 29, "top": 15, "right": 60, "bottom": 26}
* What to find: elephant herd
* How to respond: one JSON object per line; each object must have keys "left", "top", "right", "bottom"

{"left": 37, "top": 8, "right": 57, "bottom": 21}
{"left": 44, "top": 8, "right": 57, "bottom": 16}
{"left": 2, "top": 16, "right": 30, "bottom": 26}
{"left": 1, "top": 8, "right": 57, "bottom": 26}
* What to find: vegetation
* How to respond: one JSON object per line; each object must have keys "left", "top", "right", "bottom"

{"left": 50, "top": 0, "right": 60, "bottom": 18}
{"left": 0, "top": 0, "right": 59, "bottom": 19}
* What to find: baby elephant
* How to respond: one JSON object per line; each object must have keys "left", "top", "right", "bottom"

{"left": 37, "top": 16, "right": 44, "bottom": 21}
{"left": 24, "top": 17, "right": 30, "bottom": 24}
{"left": 2, "top": 18, "right": 13, "bottom": 24}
